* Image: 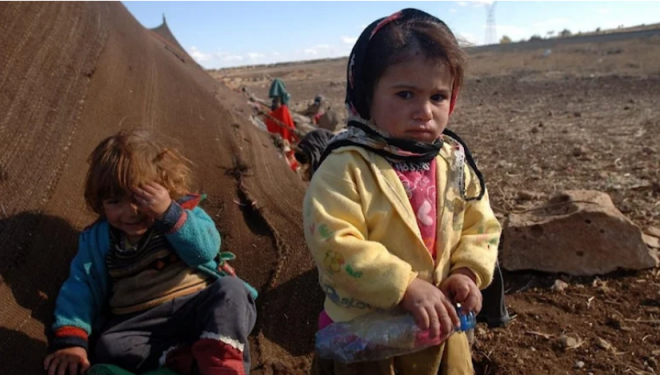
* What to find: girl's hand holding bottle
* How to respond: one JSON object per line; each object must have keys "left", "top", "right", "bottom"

{"left": 400, "top": 278, "right": 460, "bottom": 338}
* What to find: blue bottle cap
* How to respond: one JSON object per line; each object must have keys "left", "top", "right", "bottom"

{"left": 455, "top": 303, "right": 477, "bottom": 331}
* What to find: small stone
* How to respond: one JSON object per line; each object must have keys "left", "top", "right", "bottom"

{"left": 476, "top": 326, "right": 487, "bottom": 337}
{"left": 643, "top": 234, "right": 660, "bottom": 249}
{"left": 531, "top": 166, "right": 543, "bottom": 175}
{"left": 517, "top": 359, "right": 525, "bottom": 365}
{"left": 574, "top": 111, "right": 582, "bottom": 117}
{"left": 531, "top": 347, "right": 536, "bottom": 352}
{"left": 575, "top": 361, "right": 585, "bottom": 369}
{"left": 559, "top": 335, "right": 579, "bottom": 348}
{"left": 619, "top": 203, "right": 632, "bottom": 214}
{"left": 595, "top": 337, "right": 612, "bottom": 351}
{"left": 551, "top": 279, "right": 569, "bottom": 293}
{"left": 518, "top": 191, "right": 538, "bottom": 201}
{"left": 624, "top": 105, "right": 631, "bottom": 110}
{"left": 573, "top": 146, "right": 587, "bottom": 157}
{"left": 644, "top": 226, "right": 660, "bottom": 238}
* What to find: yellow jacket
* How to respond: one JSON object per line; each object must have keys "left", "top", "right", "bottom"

{"left": 303, "top": 140, "right": 500, "bottom": 324}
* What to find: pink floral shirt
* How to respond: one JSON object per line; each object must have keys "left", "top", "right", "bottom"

{"left": 392, "top": 159, "right": 438, "bottom": 259}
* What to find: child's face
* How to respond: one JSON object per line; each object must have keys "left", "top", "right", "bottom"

{"left": 370, "top": 56, "right": 453, "bottom": 143}
{"left": 103, "top": 196, "right": 155, "bottom": 243}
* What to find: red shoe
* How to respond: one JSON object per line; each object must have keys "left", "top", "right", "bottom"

{"left": 191, "top": 337, "right": 245, "bottom": 375}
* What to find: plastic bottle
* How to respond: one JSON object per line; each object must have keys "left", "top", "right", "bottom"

{"left": 316, "top": 304, "right": 476, "bottom": 363}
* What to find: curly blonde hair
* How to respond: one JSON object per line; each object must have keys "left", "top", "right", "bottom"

{"left": 84, "top": 129, "right": 193, "bottom": 215}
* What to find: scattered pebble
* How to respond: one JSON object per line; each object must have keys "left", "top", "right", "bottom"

{"left": 559, "top": 335, "right": 580, "bottom": 349}
{"left": 575, "top": 361, "right": 585, "bottom": 369}
{"left": 551, "top": 279, "right": 569, "bottom": 293}
{"left": 573, "top": 146, "right": 588, "bottom": 157}
{"left": 517, "top": 190, "right": 538, "bottom": 201}
{"left": 644, "top": 226, "right": 660, "bottom": 238}
{"left": 476, "top": 326, "right": 487, "bottom": 337}
{"left": 595, "top": 337, "right": 612, "bottom": 351}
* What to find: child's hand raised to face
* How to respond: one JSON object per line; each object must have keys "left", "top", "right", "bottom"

{"left": 401, "top": 278, "right": 460, "bottom": 339}
{"left": 133, "top": 181, "right": 172, "bottom": 220}
{"left": 440, "top": 268, "right": 483, "bottom": 314}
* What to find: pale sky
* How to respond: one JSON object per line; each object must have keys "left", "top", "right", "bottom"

{"left": 123, "top": 1, "right": 660, "bottom": 69}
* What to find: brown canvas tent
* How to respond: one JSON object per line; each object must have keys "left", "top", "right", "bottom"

{"left": 0, "top": 3, "right": 322, "bottom": 374}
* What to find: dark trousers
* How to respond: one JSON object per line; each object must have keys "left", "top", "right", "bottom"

{"left": 95, "top": 277, "right": 257, "bottom": 374}
{"left": 476, "top": 260, "right": 510, "bottom": 327}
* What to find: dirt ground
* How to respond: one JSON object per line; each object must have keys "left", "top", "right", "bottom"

{"left": 1, "top": 2, "right": 659, "bottom": 374}
{"left": 1, "top": 3, "right": 317, "bottom": 374}
{"left": 215, "top": 34, "right": 660, "bottom": 374}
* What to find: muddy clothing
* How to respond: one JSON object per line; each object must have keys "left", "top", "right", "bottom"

{"left": 304, "top": 142, "right": 500, "bottom": 374}
{"left": 305, "top": 141, "right": 499, "bottom": 323}
{"left": 50, "top": 195, "right": 258, "bottom": 354}
{"left": 95, "top": 277, "right": 256, "bottom": 375}
{"left": 107, "top": 221, "right": 211, "bottom": 315}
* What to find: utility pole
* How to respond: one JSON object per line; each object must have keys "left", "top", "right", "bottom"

{"left": 485, "top": 2, "right": 497, "bottom": 45}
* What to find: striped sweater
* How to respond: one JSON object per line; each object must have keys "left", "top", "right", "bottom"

{"left": 49, "top": 194, "right": 258, "bottom": 351}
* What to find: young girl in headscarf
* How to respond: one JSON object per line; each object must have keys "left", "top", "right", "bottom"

{"left": 303, "top": 9, "right": 500, "bottom": 374}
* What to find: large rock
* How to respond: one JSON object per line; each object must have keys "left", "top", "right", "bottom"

{"left": 501, "top": 190, "right": 659, "bottom": 275}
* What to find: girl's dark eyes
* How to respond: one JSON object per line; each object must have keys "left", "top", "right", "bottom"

{"left": 103, "top": 198, "right": 121, "bottom": 205}
{"left": 396, "top": 92, "right": 448, "bottom": 102}
{"left": 431, "top": 94, "right": 448, "bottom": 102}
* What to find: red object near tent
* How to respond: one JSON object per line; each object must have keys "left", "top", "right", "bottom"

{"left": 265, "top": 105, "right": 296, "bottom": 143}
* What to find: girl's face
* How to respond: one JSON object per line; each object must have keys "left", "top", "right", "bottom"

{"left": 103, "top": 195, "right": 155, "bottom": 244}
{"left": 369, "top": 55, "right": 453, "bottom": 143}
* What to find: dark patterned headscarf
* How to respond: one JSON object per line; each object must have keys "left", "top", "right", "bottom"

{"left": 319, "top": 8, "right": 485, "bottom": 200}
{"left": 346, "top": 9, "right": 460, "bottom": 121}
